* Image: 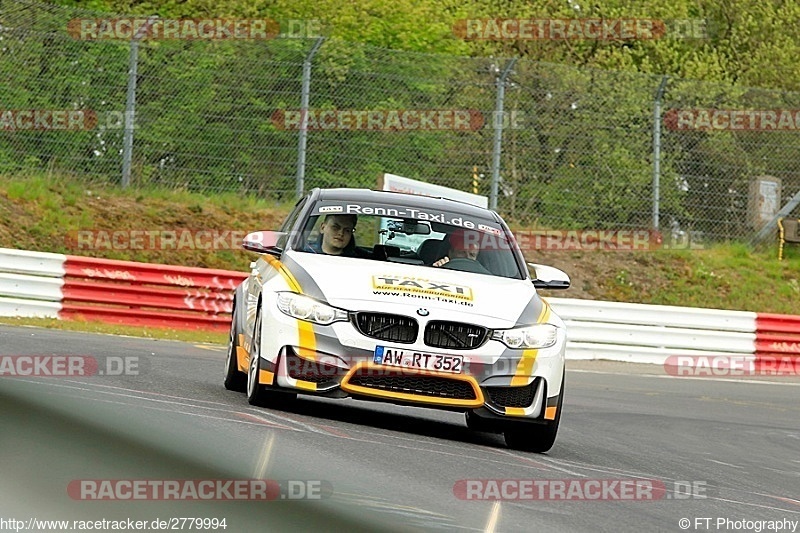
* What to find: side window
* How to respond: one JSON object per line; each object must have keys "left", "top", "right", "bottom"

{"left": 302, "top": 215, "right": 322, "bottom": 251}
{"left": 278, "top": 198, "right": 307, "bottom": 248}
{"left": 280, "top": 198, "right": 307, "bottom": 233}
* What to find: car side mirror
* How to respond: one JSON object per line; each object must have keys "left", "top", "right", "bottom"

{"left": 527, "top": 263, "right": 571, "bottom": 290}
{"left": 243, "top": 231, "right": 285, "bottom": 257}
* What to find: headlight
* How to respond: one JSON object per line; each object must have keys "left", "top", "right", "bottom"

{"left": 276, "top": 293, "right": 348, "bottom": 325}
{"left": 491, "top": 324, "right": 559, "bottom": 349}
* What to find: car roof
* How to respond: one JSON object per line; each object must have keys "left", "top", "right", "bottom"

{"left": 313, "top": 188, "right": 500, "bottom": 221}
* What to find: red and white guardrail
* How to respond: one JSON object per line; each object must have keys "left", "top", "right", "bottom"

{"left": 0, "top": 247, "right": 798, "bottom": 365}
{"left": 755, "top": 313, "right": 800, "bottom": 367}
{"left": 0, "top": 248, "right": 245, "bottom": 333}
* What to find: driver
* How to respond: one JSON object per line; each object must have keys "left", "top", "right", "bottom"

{"left": 433, "top": 227, "right": 480, "bottom": 267}
{"left": 307, "top": 214, "right": 358, "bottom": 256}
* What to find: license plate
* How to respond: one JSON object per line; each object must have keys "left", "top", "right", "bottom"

{"left": 373, "top": 347, "right": 463, "bottom": 374}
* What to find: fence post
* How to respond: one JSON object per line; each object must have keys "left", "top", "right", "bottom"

{"left": 489, "top": 58, "right": 517, "bottom": 211}
{"left": 652, "top": 76, "right": 669, "bottom": 230}
{"left": 121, "top": 17, "right": 156, "bottom": 188}
{"left": 296, "top": 38, "right": 325, "bottom": 199}
{"left": 750, "top": 190, "right": 800, "bottom": 246}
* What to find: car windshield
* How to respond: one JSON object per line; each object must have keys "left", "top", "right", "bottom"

{"left": 296, "top": 200, "right": 523, "bottom": 279}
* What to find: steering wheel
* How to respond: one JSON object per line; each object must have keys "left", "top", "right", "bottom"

{"left": 442, "top": 257, "right": 491, "bottom": 275}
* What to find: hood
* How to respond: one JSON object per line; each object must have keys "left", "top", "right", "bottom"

{"left": 281, "top": 250, "right": 540, "bottom": 324}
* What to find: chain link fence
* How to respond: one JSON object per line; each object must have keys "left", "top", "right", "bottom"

{"left": 3, "top": 0, "right": 800, "bottom": 244}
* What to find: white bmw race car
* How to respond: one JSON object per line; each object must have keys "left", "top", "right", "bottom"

{"left": 224, "top": 188, "right": 571, "bottom": 452}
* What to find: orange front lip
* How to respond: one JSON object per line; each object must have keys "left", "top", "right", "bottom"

{"left": 340, "top": 361, "right": 485, "bottom": 408}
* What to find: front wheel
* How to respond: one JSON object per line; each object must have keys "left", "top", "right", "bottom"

{"left": 224, "top": 301, "right": 246, "bottom": 392}
{"left": 504, "top": 372, "right": 564, "bottom": 453}
{"left": 247, "top": 308, "right": 297, "bottom": 408}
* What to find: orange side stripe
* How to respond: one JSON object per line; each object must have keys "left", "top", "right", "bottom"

{"left": 262, "top": 254, "right": 316, "bottom": 361}
{"left": 263, "top": 255, "right": 302, "bottom": 293}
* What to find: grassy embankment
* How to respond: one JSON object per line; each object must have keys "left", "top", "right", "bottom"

{"left": 1, "top": 174, "right": 798, "bottom": 343}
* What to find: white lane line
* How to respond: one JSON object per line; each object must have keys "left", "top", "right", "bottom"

{"left": 483, "top": 501, "right": 501, "bottom": 533}
{"left": 16, "top": 380, "right": 545, "bottom": 468}
{"left": 569, "top": 369, "right": 800, "bottom": 387}
{"left": 236, "top": 412, "right": 295, "bottom": 431}
{"left": 769, "top": 496, "right": 800, "bottom": 507}
{"left": 492, "top": 449, "right": 580, "bottom": 476}
{"left": 707, "top": 459, "right": 745, "bottom": 469}
{"left": 502, "top": 453, "right": 800, "bottom": 514}
{"left": 253, "top": 433, "right": 276, "bottom": 478}
{"left": 28, "top": 380, "right": 260, "bottom": 415}
{"left": 759, "top": 466, "right": 800, "bottom": 477}
{"left": 61, "top": 379, "right": 252, "bottom": 407}
{"left": 331, "top": 492, "right": 473, "bottom": 530}
{"left": 704, "top": 496, "right": 800, "bottom": 515}
{"left": 13, "top": 379, "right": 310, "bottom": 432}
{"left": 22, "top": 382, "right": 800, "bottom": 515}
{"left": 243, "top": 407, "right": 357, "bottom": 439}
{"left": 30, "top": 390, "right": 300, "bottom": 431}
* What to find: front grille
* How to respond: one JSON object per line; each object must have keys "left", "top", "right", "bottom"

{"left": 285, "top": 351, "right": 341, "bottom": 383}
{"left": 424, "top": 321, "right": 489, "bottom": 350}
{"left": 348, "top": 372, "right": 476, "bottom": 400}
{"left": 486, "top": 381, "right": 537, "bottom": 408}
{"left": 353, "top": 312, "right": 418, "bottom": 343}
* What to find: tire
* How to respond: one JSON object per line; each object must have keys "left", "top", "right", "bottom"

{"left": 504, "top": 371, "right": 565, "bottom": 453}
{"left": 224, "top": 300, "right": 247, "bottom": 392}
{"left": 246, "top": 307, "right": 297, "bottom": 408}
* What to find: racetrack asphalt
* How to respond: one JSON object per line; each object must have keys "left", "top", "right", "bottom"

{"left": 1, "top": 325, "right": 798, "bottom": 532}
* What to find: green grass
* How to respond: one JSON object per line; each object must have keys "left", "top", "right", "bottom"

{"left": 0, "top": 172, "right": 798, "bottom": 343}
{"left": 0, "top": 316, "right": 227, "bottom": 344}
{"left": 594, "top": 244, "right": 800, "bottom": 313}
{"left": 0, "top": 172, "right": 293, "bottom": 269}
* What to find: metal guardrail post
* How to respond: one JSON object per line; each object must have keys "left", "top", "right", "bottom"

{"left": 489, "top": 58, "right": 517, "bottom": 211}
{"left": 121, "top": 17, "right": 157, "bottom": 188}
{"left": 296, "top": 38, "right": 325, "bottom": 199}
{"left": 652, "top": 76, "right": 669, "bottom": 230}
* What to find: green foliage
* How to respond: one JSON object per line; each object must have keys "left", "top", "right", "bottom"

{"left": 3, "top": 171, "right": 799, "bottom": 314}
{"left": 4, "top": 0, "right": 800, "bottom": 241}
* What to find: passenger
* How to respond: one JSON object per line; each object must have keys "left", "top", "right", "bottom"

{"left": 433, "top": 227, "right": 480, "bottom": 267}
